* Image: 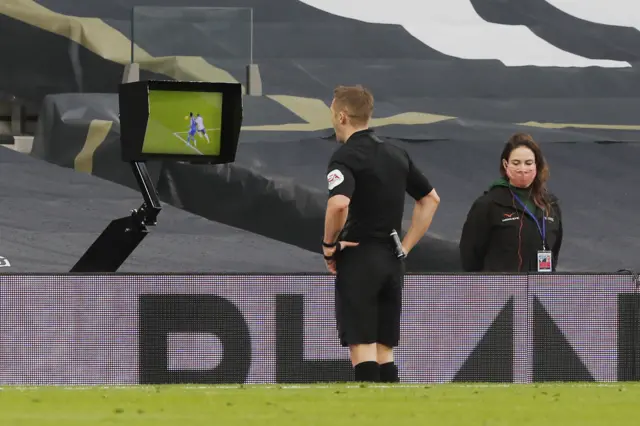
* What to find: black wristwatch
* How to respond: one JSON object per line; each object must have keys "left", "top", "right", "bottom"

{"left": 323, "top": 241, "right": 337, "bottom": 260}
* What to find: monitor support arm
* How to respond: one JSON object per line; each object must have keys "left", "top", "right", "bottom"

{"left": 70, "top": 161, "right": 162, "bottom": 272}
{"left": 130, "top": 161, "right": 161, "bottom": 228}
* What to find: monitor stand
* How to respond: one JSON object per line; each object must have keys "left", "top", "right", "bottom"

{"left": 70, "top": 161, "right": 162, "bottom": 273}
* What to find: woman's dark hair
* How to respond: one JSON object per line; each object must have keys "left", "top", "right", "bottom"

{"left": 499, "top": 133, "right": 551, "bottom": 211}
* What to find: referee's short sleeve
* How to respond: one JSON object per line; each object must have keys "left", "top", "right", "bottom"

{"left": 326, "top": 150, "right": 355, "bottom": 199}
{"left": 406, "top": 155, "right": 433, "bottom": 200}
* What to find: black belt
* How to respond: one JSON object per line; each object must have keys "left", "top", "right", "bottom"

{"left": 342, "top": 230, "right": 406, "bottom": 259}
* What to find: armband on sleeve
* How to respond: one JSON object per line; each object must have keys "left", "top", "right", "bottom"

{"left": 327, "top": 164, "right": 355, "bottom": 198}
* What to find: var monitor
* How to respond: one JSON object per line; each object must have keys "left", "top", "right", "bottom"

{"left": 119, "top": 80, "right": 243, "bottom": 164}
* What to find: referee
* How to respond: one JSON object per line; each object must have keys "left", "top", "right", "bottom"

{"left": 321, "top": 85, "right": 440, "bottom": 383}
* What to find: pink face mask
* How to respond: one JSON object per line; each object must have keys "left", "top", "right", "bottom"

{"left": 505, "top": 163, "right": 537, "bottom": 188}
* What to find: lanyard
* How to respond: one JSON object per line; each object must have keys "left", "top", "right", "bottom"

{"left": 511, "top": 193, "right": 547, "bottom": 250}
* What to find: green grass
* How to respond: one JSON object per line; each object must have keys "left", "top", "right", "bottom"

{"left": 142, "top": 90, "right": 222, "bottom": 156}
{"left": 0, "top": 383, "right": 637, "bottom": 425}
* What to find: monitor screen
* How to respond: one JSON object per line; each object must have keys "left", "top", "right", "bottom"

{"left": 119, "top": 80, "right": 242, "bottom": 164}
{"left": 143, "top": 90, "right": 223, "bottom": 156}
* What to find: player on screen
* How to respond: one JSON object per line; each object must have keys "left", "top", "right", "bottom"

{"left": 195, "top": 113, "right": 210, "bottom": 143}
{"left": 186, "top": 112, "right": 198, "bottom": 146}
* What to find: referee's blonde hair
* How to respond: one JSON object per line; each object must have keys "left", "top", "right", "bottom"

{"left": 333, "top": 85, "right": 374, "bottom": 126}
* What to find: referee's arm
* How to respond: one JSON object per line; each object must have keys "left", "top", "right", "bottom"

{"left": 322, "top": 161, "right": 359, "bottom": 273}
{"left": 402, "top": 157, "right": 440, "bottom": 255}
{"left": 323, "top": 163, "right": 355, "bottom": 245}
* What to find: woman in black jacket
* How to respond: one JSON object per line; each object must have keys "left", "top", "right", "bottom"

{"left": 459, "top": 133, "right": 563, "bottom": 272}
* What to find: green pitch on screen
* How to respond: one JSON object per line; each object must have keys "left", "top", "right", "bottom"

{"left": 142, "top": 90, "right": 223, "bottom": 156}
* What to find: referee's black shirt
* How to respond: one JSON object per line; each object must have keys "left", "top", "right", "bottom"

{"left": 326, "top": 129, "right": 433, "bottom": 242}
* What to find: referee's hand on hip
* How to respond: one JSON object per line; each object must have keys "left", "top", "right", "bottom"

{"left": 323, "top": 241, "right": 359, "bottom": 274}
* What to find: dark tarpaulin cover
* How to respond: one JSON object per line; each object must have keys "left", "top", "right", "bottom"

{"left": 0, "top": 144, "right": 326, "bottom": 273}
{"left": 3, "top": 0, "right": 640, "bottom": 272}
{"left": 31, "top": 93, "right": 640, "bottom": 273}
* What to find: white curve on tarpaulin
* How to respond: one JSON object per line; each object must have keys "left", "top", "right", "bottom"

{"left": 298, "top": 0, "right": 631, "bottom": 68}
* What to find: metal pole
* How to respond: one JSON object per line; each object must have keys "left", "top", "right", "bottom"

{"left": 130, "top": 7, "right": 135, "bottom": 63}
{"left": 250, "top": 8, "right": 254, "bottom": 64}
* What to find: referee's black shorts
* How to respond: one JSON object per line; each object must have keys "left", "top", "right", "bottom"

{"left": 334, "top": 242, "right": 405, "bottom": 348}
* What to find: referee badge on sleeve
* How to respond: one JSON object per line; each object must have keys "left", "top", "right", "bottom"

{"left": 327, "top": 169, "right": 344, "bottom": 190}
